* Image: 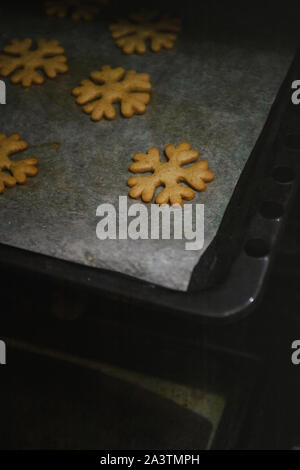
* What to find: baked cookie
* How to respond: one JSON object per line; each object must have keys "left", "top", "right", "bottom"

{"left": 72, "top": 65, "right": 152, "bottom": 121}
{"left": 128, "top": 142, "right": 214, "bottom": 205}
{"left": 0, "top": 134, "right": 38, "bottom": 194}
{"left": 110, "top": 11, "right": 181, "bottom": 55}
{"left": 45, "top": 0, "right": 108, "bottom": 21}
{"left": 0, "top": 38, "right": 68, "bottom": 87}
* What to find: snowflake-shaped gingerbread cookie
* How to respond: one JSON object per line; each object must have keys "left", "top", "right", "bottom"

{"left": 72, "top": 65, "right": 152, "bottom": 121}
{"left": 110, "top": 11, "right": 181, "bottom": 55}
{"left": 0, "top": 134, "right": 38, "bottom": 194}
{"left": 45, "top": 0, "right": 108, "bottom": 21}
{"left": 0, "top": 38, "right": 68, "bottom": 87}
{"left": 128, "top": 142, "right": 214, "bottom": 205}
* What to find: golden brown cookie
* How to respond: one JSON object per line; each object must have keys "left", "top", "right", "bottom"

{"left": 45, "top": 0, "right": 108, "bottom": 21}
{"left": 0, "top": 38, "right": 68, "bottom": 87}
{"left": 128, "top": 142, "right": 214, "bottom": 205}
{"left": 110, "top": 11, "right": 181, "bottom": 55}
{"left": 0, "top": 133, "right": 39, "bottom": 194}
{"left": 72, "top": 65, "right": 152, "bottom": 121}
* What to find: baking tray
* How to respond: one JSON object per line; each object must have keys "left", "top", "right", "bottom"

{"left": 0, "top": 1, "right": 299, "bottom": 321}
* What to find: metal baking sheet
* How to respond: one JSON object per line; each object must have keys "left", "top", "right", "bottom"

{"left": 0, "top": 5, "right": 294, "bottom": 291}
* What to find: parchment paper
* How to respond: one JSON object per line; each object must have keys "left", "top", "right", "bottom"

{"left": 0, "top": 5, "right": 294, "bottom": 290}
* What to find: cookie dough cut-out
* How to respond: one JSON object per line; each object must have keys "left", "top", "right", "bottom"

{"left": 72, "top": 65, "right": 151, "bottom": 121}
{"left": 0, "top": 38, "right": 68, "bottom": 87}
{"left": 128, "top": 142, "right": 214, "bottom": 205}
{"left": 45, "top": 0, "right": 108, "bottom": 21}
{"left": 109, "top": 11, "right": 181, "bottom": 54}
{"left": 0, "top": 134, "right": 38, "bottom": 194}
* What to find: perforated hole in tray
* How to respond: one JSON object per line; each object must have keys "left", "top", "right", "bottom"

{"left": 272, "top": 166, "right": 294, "bottom": 184}
{"left": 244, "top": 238, "right": 270, "bottom": 258}
{"left": 284, "top": 133, "right": 300, "bottom": 150}
{"left": 259, "top": 201, "right": 284, "bottom": 219}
